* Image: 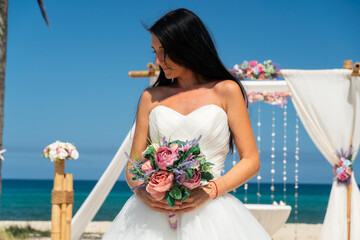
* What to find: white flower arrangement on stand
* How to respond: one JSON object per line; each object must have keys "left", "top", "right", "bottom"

{"left": 42, "top": 140, "right": 79, "bottom": 162}
{"left": 43, "top": 140, "right": 78, "bottom": 239}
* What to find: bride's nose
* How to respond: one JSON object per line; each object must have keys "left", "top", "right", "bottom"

{"left": 155, "top": 54, "right": 164, "bottom": 66}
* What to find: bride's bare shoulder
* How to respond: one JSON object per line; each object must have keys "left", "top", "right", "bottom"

{"left": 212, "top": 80, "right": 246, "bottom": 112}
{"left": 213, "top": 80, "right": 244, "bottom": 100}
{"left": 139, "top": 86, "right": 171, "bottom": 111}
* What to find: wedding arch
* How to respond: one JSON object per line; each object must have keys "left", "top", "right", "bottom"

{"left": 70, "top": 61, "right": 360, "bottom": 240}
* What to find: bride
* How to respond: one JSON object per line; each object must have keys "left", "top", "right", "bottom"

{"left": 103, "top": 8, "right": 271, "bottom": 240}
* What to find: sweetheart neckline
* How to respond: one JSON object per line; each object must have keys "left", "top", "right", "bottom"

{"left": 149, "top": 104, "right": 228, "bottom": 118}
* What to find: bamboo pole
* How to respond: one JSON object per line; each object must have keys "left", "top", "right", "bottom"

{"left": 65, "top": 174, "right": 73, "bottom": 240}
{"left": 61, "top": 175, "right": 67, "bottom": 240}
{"left": 51, "top": 160, "right": 65, "bottom": 240}
{"left": 343, "top": 60, "right": 353, "bottom": 70}
{"left": 347, "top": 182, "right": 352, "bottom": 240}
{"left": 129, "top": 63, "right": 159, "bottom": 78}
{"left": 128, "top": 63, "right": 284, "bottom": 78}
{"left": 352, "top": 62, "right": 360, "bottom": 76}
{"left": 344, "top": 60, "right": 353, "bottom": 240}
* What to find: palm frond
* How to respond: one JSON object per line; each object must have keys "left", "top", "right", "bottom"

{"left": 37, "top": 0, "right": 50, "bottom": 28}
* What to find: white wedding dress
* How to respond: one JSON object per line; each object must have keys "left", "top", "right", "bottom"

{"left": 102, "top": 104, "right": 271, "bottom": 240}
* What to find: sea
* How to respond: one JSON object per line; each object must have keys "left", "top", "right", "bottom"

{"left": 0, "top": 179, "right": 349, "bottom": 224}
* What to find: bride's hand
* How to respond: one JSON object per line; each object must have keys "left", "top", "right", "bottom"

{"left": 134, "top": 185, "right": 178, "bottom": 214}
{"left": 173, "top": 183, "right": 216, "bottom": 214}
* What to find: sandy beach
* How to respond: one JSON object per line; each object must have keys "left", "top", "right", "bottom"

{"left": 0, "top": 221, "right": 322, "bottom": 239}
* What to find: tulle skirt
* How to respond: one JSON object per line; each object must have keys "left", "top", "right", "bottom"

{"left": 102, "top": 193, "right": 271, "bottom": 240}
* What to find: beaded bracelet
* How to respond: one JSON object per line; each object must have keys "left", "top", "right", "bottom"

{"left": 209, "top": 180, "right": 218, "bottom": 199}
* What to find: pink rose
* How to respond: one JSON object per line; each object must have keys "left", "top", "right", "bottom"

{"left": 345, "top": 167, "right": 352, "bottom": 176}
{"left": 249, "top": 61, "right": 258, "bottom": 67}
{"left": 141, "top": 160, "right": 154, "bottom": 173}
{"left": 146, "top": 170, "right": 174, "bottom": 200}
{"left": 182, "top": 169, "right": 201, "bottom": 190}
{"left": 338, "top": 172, "right": 348, "bottom": 181}
{"left": 155, "top": 146, "right": 178, "bottom": 170}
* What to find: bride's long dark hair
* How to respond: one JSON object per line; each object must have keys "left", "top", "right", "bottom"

{"left": 148, "top": 8, "right": 248, "bottom": 154}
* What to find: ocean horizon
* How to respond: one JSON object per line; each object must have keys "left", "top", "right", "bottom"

{"left": 1, "top": 179, "right": 352, "bottom": 224}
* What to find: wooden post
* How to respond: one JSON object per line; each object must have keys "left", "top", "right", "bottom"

{"left": 65, "top": 174, "right": 73, "bottom": 240}
{"left": 128, "top": 63, "right": 159, "bottom": 78}
{"left": 343, "top": 60, "right": 353, "bottom": 70}
{"left": 343, "top": 61, "right": 354, "bottom": 240}
{"left": 51, "top": 161, "right": 65, "bottom": 240}
{"left": 352, "top": 62, "right": 360, "bottom": 76}
{"left": 51, "top": 161, "right": 74, "bottom": 240}
{"left": 347, "top": 182, "right": 352, "bottom": 240}
{"left": 61, "top": 175, "right": 67, "bottom": 240}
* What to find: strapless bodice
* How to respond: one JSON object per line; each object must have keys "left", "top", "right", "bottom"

{"left": 149, "top": 104, "right": 230, "bottom": 179}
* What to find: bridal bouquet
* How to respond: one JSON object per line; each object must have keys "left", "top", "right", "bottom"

{"left": 127, "top": 135, "right": 214, "bottom": 229}
{"left": 333, "top": 147, "right": 353, "bottom": 186}
{"left": 42, "top": 140, "right": 79, "bottom": 162}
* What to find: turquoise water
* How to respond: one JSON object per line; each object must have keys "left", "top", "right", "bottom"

{"left": 0, "top": 179, "right": 344, "bottom": 223}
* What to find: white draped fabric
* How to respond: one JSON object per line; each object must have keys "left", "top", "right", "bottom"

{"left": 282, "top": 69, "right": 360, "bottom": 240}
{"left": 71, "top": 124, "right": 135, "bottom": 240}
{"left": 245, "top": 204, "right": 292, "bottom": 236}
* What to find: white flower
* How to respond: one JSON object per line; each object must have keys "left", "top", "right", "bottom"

{"left": 70, "top": 149, "right": 79, "bottom": 159}
{"left": 49, "top": 141, "right": 60, "bottom": 150}
{"left": 58, "top": 142, "right": 66, "bottom": 148}
{"left": 0, "top": 149, "right": 6, "bottom": 161}
{"left": 65, "top": 142, "right": 76, "bottom": 151}
{"left": 58, "top": 148, "right": 69, "bottom": 160}
{"left": 49, "top": 147, "right": 68, "bottom": 161}
{"left": 49, "top": 149, "right": 58, "bottom": 162}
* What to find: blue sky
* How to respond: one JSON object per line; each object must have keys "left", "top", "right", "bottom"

{"left": 2, "top": 0, "right": 360, "bottom": 184}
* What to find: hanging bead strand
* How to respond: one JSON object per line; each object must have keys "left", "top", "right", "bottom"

{"left": 257, "top": 104, "right": 262, "bottom": 203}
{"left": 283, "top": 104, "right": 288, "bottom": 204}
{"left": 270, "top": 105, "right": 276, "bottom": 203}
{"left": 294, "top": 113, "right": 300, "bottom": 234}
{"left": 232, "top": 148, "right": 237, "bottom": 194}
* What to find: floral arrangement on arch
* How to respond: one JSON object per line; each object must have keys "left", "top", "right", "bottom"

{"left": 232, "top": 60, "right": 280, "bottom": 80}
{"left": 247, "top": 91, "right": 289, "bottom": 108}
{"left": 333, "top": 147, "right": 353, "bottom": 186}
{"left": 42, "top": 140, "right": 79, "bottom": 162}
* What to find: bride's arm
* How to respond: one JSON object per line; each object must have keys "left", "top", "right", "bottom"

{"left": 125, "top": 90, "right": 151, "bottom": 190}
{"left": 218, "top": 80, "right": 260, "bottom": 194}
{"left": 174, "top": 80, "right": 259, "bottom": 214}
{"left": 125, "top": 89, "right": 176, "bottom": 213}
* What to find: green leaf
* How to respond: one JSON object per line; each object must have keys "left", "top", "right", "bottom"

{"left": 201, "top": 171, "right": 214, "bottom": 181}
{"left": 173, "top": 159, "right": 180, "bottom": 166}
{"left": 149, "top": 158, "right": 156, "bottom": 169}
{"left": 192, "top": 145, "right": 200, "bottom": 155}
{"left": 180, "top": 187, "right": 191, "bottom": 203}
{"left": 185, "top": 169, "right": 194, "bottom": 180}
{"left": 165, "top": 191, "right": 175, "bottom": 208}
{"left": 169, "top": 186, "right": 182, "bottom": 200}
